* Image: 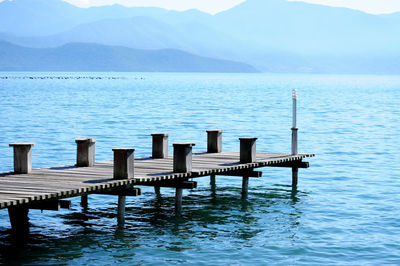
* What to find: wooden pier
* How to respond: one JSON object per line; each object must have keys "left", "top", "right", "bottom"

{"left": 1, "top": 90, "right": 314, "bottom": 236}
{"left": 1, "top": 130, "right": 314, "bottom": 235}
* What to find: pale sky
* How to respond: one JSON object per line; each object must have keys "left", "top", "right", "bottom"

{"left": 2, "top": 0, "right": 400, "bottom": 14}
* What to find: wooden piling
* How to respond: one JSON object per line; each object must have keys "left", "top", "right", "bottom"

{"left": 75, "top": 138, "right": 96, "bottom": 167}
{"left": 9, "top": 143, "right": 34, "bottom": 174}
{"left": 81, "top": 194, "right": 88, "bottom": 210}
{"left": 117, "top": 195, "right": 126, "bottom": 226}
{"left": 8, "top": 206, "right": 29, "bottom": 235}
{"left": 239, "top": 138, "right": 257, "bottom": 163}
{"left": 112, "top": 148, "right": 135, "bottom": 180}
{"left": 151, "top": 133, "right": 169, "bottom": 159}
{"left": 206, "top": 129, "right": 222, "bottom": 153}
{"left": 173, "top": 143, "right": 195, "bottom": 173}
{"left": 292, "top": 167, "right": 298, "bottom": 189}
{"left": 242, "top": 176, "right": 249, "bottom": 199}
{"left": 175, "top": 188, "right": 183, "bottom": 216}
{"left": 210, "top": 174, "right": 216, "bottom": 186}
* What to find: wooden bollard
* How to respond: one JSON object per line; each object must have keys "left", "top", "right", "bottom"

{"left": 206, "top": 129, "right": 222, "bottom": 153}
{"left": 239, "top": 137, "right": 257, "bottom": 163}
{"left": 151, "top": 133, "right": 169, "bottom": 158}
{"left": 173, "top": 142, "right": 194, "bottom": 216}
{"left": 9, "top": 143, "right": 34, "bottom": 174}
{"left": 75, "top": 138, "right": 96, "bottom": 167}
{"left": 239, "top": 137, "right": 257, "bottom": 199}
{"left": 173, "top": 143, "right": 195, "bottom": 173}
{"left": 112, "top": 148, "right": 135, "bottom": 180}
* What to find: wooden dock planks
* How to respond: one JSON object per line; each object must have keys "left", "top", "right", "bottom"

{"left": 0, "top": 152, "right": 314, "bottom": 209}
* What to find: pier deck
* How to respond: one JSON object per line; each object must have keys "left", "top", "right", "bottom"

{"left": 0, "top": 152, "right": 313, "bottom": 209}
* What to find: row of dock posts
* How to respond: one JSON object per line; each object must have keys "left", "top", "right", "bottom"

{"left": 7, "top": 90, "right": 300, "bottom": 232}
{"left": 7, "top": 129, "right": 262, "bottom": 232}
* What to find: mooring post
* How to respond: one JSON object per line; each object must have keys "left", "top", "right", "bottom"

{"left": 151, "top": 133, "right": 169, "bottom": 158}
{"left": 239, "top": 137, "right": 257, "bottom": 164}
{"left": 239, "top": 138, "right": 257, "bottom": 198}
{"left": 173, "top": 142, "right": 195, "bottom": 215}
{"left": 173, "top": 143, "right": 195, "bottom": 173}
{"left": 151, "top": 133, "right": 168, "bottom": 195}
{"left": 112, "top": 148, "right": 135, "bottom": 180}
{"left": 75, "top": 138, "right": 96, "bottom": 167}
{"left": 291, "top": 89, "right": 299, "bottom": 189}
{"left": 207, "top": 129, "right": 223, "bottom": 153}
{"left": 9, "top": 143, "right": 35, "bottom": 174}
{"left": 75, "top": 138, "right": 96, "bottom": 208}
{"left": 112, "top": 148, "right": 134, "bottom": 226}
{"left": 8, "top": 206, "right": 29, "bottom": 236}
{"left": 207, "top": 129, "right": 222, "bottom": 185}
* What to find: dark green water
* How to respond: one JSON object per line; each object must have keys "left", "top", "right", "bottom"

{"left": 0, "top": 73, "right": 399, "bottom": 265}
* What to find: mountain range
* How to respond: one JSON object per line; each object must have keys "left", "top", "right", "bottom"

{"left": 0, "top": 0, "right": 399, "bottom": 73}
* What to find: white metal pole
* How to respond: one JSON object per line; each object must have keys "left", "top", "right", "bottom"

{"left": 291, "top": 90, "right": 298, "bottom": 155}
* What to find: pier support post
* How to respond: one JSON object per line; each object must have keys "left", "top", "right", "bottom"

{"left": 112, "top": 148, "right": 134, "bottom": 226}
{"left": 76, "top": 138, "right": 95, "bottom": 207}
{"left": 173, "top": 143, "right": 195, "bottom": 215}
{"left": 9, "top": 143, "right": 34, "bottom": 174}
{"left": 112, "top": 148, "right": 135, "bottom": 180}
{"left": 8, "top": 206, "right": 29, "bottom": 236}
{"left": 75, "top": 138, "right": 96, "bottom": 167}
{"left": 239, "top": 138, "right": 257, "bottom": 198}
{"left": 210, "top": 174, "right": 216, "bottom": 186}
{"left": 239, "top": 138, "right": 257, "bottom": 163}
{"left": 154, "top": 186, "right": 161, "bottom": 196}
{"left": 175, "top": 188, "right": 183, "bottom": 216}
{"left": 117, "top": 195, "right": 126, "bottom": 227}
{"left": 151, "top": 133, "right": 169, "bottom": 158}
{"left": 81, "top": 194, "right": 88, "bottom": 210}
{"left": 292, "top": 167, "right": 298, "bottom": 189}
{"left": 206, "top": 129, "right": 223, "bottom": 153}
{"left": 173, "top": 143, "right": 195, "bottom": 173}
{"left": 242, "top": 176, "right": 249, "bottom": 199}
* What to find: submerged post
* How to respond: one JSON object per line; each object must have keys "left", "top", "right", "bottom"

{"left": 75, "top": 138, "right": 96, "bottom": 167}
{"left": 151, "top": 133, "right": 169, "bottom": 158}
{"left": 242, "top": 176, "right": 249, "bottom": 199}
{"left": 207, "top": 129, "right": 223, "bottom": 153}
{"left": 175, "top": 188, "right": 183, "bottom": 216}
{"left": 9, "top": 143, "right": 34, "bottom": 174}
{"left": 117, "top": 195, "right": 126, "bottom": 227}
{"left": 173, "top": 143, "right": 195, "bottom": 173}
{"left": 112, "top": 148, "right": 135, "bottom": 180}
{"left": 8, "top": 206, "right": 29, "bottom": 236}
{"left": 292, "top": 89, "right": 299, "bottom": 189}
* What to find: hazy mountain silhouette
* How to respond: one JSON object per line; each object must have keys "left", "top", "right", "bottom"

{"left": 0, "top": 41, "right": 258, "bottom": 72}
{"left": 1, "top": 0, "right": 399, "bottom": 73}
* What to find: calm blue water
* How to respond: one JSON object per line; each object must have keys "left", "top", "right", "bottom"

{"left": 0, "top": 73, "right": 399, "bottom": 265}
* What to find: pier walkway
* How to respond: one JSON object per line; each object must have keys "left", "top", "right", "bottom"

{"left": 0, "top": 151, "right": 313, "bottom": 209}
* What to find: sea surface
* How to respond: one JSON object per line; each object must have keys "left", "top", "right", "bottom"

{"left": 0, "top": 73, "right": 399, "bottom": 265}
